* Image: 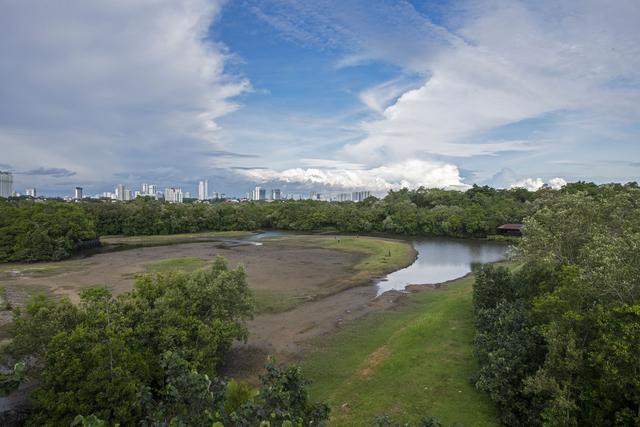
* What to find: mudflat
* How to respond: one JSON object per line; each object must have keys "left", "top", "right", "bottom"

{"left": 0, "top": 237, "right": 362, "bottom": 304}
{"left": 0, "top": 235, "right": 416, "bottom": 379}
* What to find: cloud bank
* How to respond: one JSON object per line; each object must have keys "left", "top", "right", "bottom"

{"left": 237, "top": 159, "right": 468, "bottom": 191}
{"left": 0, "top": 0, "right": 247, "bottom": 193}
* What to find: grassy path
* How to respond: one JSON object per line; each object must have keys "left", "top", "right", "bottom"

{"left": 301, "top": 274, "right": 499, "bottom": 426}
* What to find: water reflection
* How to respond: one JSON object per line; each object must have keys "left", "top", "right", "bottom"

{"left": 377, "top": 238, "right": 508, "bottom": 295}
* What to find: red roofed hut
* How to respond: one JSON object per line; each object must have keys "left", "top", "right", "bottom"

{"left": 497, "top": 223, "right": 524, "bottom": 237}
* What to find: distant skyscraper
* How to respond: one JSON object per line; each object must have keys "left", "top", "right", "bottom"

{"left": 0, "top": 171, "right": 13, "bottom": 198}
{"left": 337, "top": 193, "right": 351, "bottom": 202}
{"left": 26, "top": 188, "right": 36, "bottom": 198}
{"left": 271, "top": 189, "right": 281, "bottom": 200}
{"left": 351, "top": 191, "right": 371, "bottom": 202}
{"left": 164, "top": 187, "right": 183, "bottom": 203}
{"left": 115, "top": 184, "right": 126, "bottom": 201}
{"left": 142, "top": 183, "right": 149, "bottom": 195}
{"left": 184, "top": 191, "right": 191, "bottom": 199}
{"left": 198, "top": 180, "right": 209, "bottom": 200}
{"left": 252, "top": 186, "right": 266, "bottom": 201}
{"left": 74, "top": 187, "right": 83, "bottom": 200}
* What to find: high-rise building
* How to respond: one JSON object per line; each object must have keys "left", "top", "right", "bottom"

{"left": 184, "top": 191, "right": 191, "bottom": 199}
{"left": 337, "top": 193, "right": 351, "bottom": 202}
{"left": 271, "top": 189, "right": 281, "bottom": 200}
{"left": 252, "top": 186, "right": 266, "bottom": 201}
{"left": 164, "top": 187, "right": 183, "bottom": 203}
{"left": 115, "top": 184, "right": 126, "bottom": 201}
{"left": 26, "top": 188, "right": 36, "bottom": 198}
{"left": 74, "top": 187, "right": 83, "bottom": 200}
{"left": 351, "top": 191, "right": 371, "bottom": 202}
{"left": 198, "top": 180, "right": 209, "bottom": 200}
{"left": 0, "top": 171, "right": 13, "bottom": 198}
{"left": 142, "top": 183, "right": 149, "bottom": 195}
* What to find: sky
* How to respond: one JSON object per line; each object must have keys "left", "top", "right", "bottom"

{"left": 1, "top": 0, "right": 639, "bottom": 197}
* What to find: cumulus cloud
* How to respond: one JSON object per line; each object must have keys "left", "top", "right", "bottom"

{"left": 236, "top": 159, "right": 468, "bottom": 191}
{"left": 510, "top": 177, "right": 566, "bottom": 191}
{"left": 0, "top": 0, "right": 247, "bottom": 193}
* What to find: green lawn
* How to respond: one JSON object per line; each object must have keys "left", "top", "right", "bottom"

{"left": 301, "top": 273, "right": 499, "bottom": 426}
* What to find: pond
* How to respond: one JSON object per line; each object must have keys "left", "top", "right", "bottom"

{"left": 377, "top": 238, "right": 509, "bottom": 295}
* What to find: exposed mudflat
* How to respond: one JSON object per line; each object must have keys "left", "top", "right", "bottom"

{"left": 0, "top": 239, "right": 362, "bottom": 303}
{"left": 0, "top": 236, "right": 410, "bottom": 382}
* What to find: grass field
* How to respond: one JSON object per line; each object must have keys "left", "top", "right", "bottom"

{"left": 301, "top": 273, "right": 499, "bottom": 427}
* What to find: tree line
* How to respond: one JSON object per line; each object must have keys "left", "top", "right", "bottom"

{"left": 1, "top": 185, "right": 544, "bottom": 262}
{"left": 472, "top": 183, "right": 640, "bottom": 426}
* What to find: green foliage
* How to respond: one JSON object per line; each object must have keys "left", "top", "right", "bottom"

{"left": 229, "top": 359, "right": 330, "bottom": 427}
{"left": 71, "top": 414, "right": 111, "bottom": 427}
{"left": 5, "top": 257, "right": 254, "bottom": 426}
{"left": 0, "top": 200, "right": 96, "bottom": 262}
{"left": 225, "top": 378, "right": 257, "bottom": 415}
{"left": 473, "top": 183, "right": 640, "bottom": 426}
{"left": 0, "top": 361, "right": 26, "bottom": 397}
{"left": 3, "top": 256, "right": 328, "bottom": 426}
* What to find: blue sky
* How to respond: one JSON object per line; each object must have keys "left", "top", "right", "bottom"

{"left": 1, "top": 0, "right": 639, "bottom": 197}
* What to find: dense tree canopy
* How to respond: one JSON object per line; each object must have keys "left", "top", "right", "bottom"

{"left": 0, "top": 201, "right": 95, "bottom": 262}
{"left": 473, "top": 183, "right": 640, "bottom": 426}
{"left": 2, "top": 257, "right": 328, "bottom": 426}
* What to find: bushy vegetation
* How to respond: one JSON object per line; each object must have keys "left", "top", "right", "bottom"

{"left": 0, "top": 201, "right": 95, "bottom": 262}
{"left": 473, "top": 183, "right": 640, "bottom": 426}
{"left": 2, "top": 257, "right": 328, "bottom": 426}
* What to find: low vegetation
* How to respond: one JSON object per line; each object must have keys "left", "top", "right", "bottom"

{"left": 302, "top": 273, "right": 499, "bottom": 426}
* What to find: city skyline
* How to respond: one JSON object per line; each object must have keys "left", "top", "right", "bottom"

{"left": 1, "top": 1, "right": 638, "bottom": 196}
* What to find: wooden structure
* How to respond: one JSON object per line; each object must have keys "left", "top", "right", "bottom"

{"left": 496, "top": 223, "right": 524, "bottom": 237}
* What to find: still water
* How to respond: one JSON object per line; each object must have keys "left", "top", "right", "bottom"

{"left": 377, "top": 238, "right": 509, "bottom": 295}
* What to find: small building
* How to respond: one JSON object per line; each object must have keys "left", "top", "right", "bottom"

{"left": 497, "top": 223, "right": 524, "bottom": 236}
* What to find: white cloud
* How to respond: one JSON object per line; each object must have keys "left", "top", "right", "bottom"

{"left": 252, "top": 1, "right": 640, "bottom": 170}
{"left": 510, "top": 177, "right": 566, "bottom": 191}
{"left": 0, "top": 0, "right": 248, "bottom": 193}
{"left": 345, "top": 0, "right": 640, "bottom": 162}
{"left": 236, "top": 159, "right": 468, "bottom": 191}
{"left": 548, "top": 177, "right": 567, "bottom": 190}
